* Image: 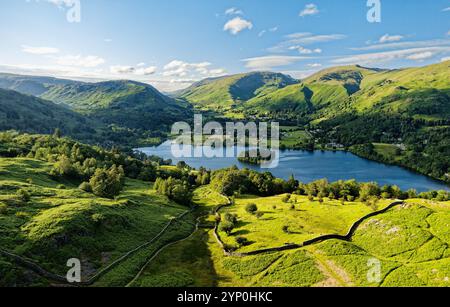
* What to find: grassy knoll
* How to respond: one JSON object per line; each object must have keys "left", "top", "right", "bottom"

{"left": 0, "top": 157, "right": 190, "bottom": 286}
{"left": 135, "top": 186, "right": 450, "bottom": 287}
{"left": 218, "top": 194, "right": 392, "bottom": 253}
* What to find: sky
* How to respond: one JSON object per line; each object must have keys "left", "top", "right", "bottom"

{"left": 0, "top": 0, "right": 449, "bottom": 92}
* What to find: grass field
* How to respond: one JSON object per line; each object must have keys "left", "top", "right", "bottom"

{"left": 2, "top": 159, "right": 449, "bottom": 287}
{"left": 130, "top": 186, "right": 450, "bottom": 287}
{"left": 280, "top": 127, "right": 312, "bottom": 149}
{"left": 0, "top": 157, "right": 192, "bottom": 286}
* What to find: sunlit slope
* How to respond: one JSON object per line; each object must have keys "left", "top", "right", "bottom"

{"left": 177, "top": 72, "right": 298, "bottom": 112}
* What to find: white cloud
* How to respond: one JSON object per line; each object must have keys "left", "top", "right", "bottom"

{"left": 258, "top": 26, "right": 278, "bottom": 37}
{"left": 307, "top": 63, "right": 322, "bottom": 68}
{"left": 110, "top": 64, "right": 157, "bottom": 76}
{"left": 163, "top": 60, "right": 225, "bottom": 78}
{"left": 351, "top": 38, "right": 450, "bottom": 51}
{"left": 104, "top": 38, "right": 113, "bottom": 43}
{"left": 406, "top": 51, "right": 434, "bottom": 61}
{"left": 292, "top": 47, "right": 322, "bottom": 54}
{"left": 242, "top": 55, "right": 309, "bottom": 70}
{"left": 441, "top": 56, "right": 450, "bottom": 62}
{"left": 56, "top": 55, "right": 105, "bottom": 67}
{"left": 21, "top": 45, "right": 60, "bottom": 55}
{"left": 379, "top": 34, "right": 404, "bottom": 43}
{"left": 447, "top": 30, "right": 450, "bottom": 36}
{"left": 442, "top": 7, "right": 450, "bottom": 12}
{"left": 331, "top": 47, "right": 450, "bottom": 65}
{"left": 225, "top": 7, "right": 244, "bottom": 16}
{"left": 299, "top": 4, "right": 319, "bottom": 17}
{"left": 224, "top": 17, "right": 253, "bottom": 35}
{"left": 269, "top": 32, "right": 346, "bottom": 53}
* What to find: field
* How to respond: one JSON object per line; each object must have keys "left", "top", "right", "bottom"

{"left": 129, "top": 186, "right": 450, "bottom": 287}
{"left": 280, "top": 127, "right": 312, "bottom": 149}
{"left": 1, "top": 158, "right": 449, "bottom": 287}
{"left": 0, "top": 157, "right": 194, "bottom": 286}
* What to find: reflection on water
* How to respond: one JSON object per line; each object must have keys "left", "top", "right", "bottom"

{"left": 138, "top": 141, "right": 449, "bottom": 193}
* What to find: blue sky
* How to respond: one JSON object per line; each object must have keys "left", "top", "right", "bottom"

{"left": 0, "top": 0, "right": 449, "bottom": 91}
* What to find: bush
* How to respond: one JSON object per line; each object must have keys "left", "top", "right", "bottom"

{"left": 282, "top": 194, "right": 291, "bottom": 203}
{"left": 0, "top": 203, "right": 7, "bottom": 215}
{"left": 89, "top": 165, "right": 125, "bottom": 199}
{"left": 224, "top": 213, "right": 238, "bottom": 225}
{"left": 16, "top": 189, "right": 30, "bottom": 202}
{"left": 255, "top": 212, "right": 264, "bottom": 219}
{"left": 79, "top": 182, "right": 92, "bottom": 193}
{"left": 219, "top": 221, "right": 235, "bottom": 235}
{"left": 57, "top": 184, "right": 66, "bottom": 190}
{"left": 235, "top": 236, "right": 250, "bottom": 247}
{"left": 290, "top": 204, "right": 296, "bottom": 210}
{"left": 282, "top": 225, "right": 290, "bottom": 234}
{"left": 245, "top": 203, "right": 258, "bottom": 215}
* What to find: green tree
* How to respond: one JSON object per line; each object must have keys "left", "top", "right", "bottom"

{"left": 245, "top": 203, "right": 258, "bottom": 215}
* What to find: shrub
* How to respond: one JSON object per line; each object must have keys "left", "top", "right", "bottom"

{"left": 282, "top": 194, "right": 292, "bottom": 203}
{"left": 57, "top": 184, "right": 66, "bottom": 190}
{"left": 245, "top": 203, "right": 258, "bottom": 215}
{"left": 282, "top": 225, "right": 290, "bottom": 234}
{"left": 235, "top": 236, "right": 250, "bottom": 247}
{"left": 290, "top": 204, "right": 296, "bottom": 210}
{"left": 15, "top": 212, "right": 29, "bottom": 219}
{"left": 224, "top": 213, "right": 238, "bottom": 225}
{"left": 255, "top": 212, "right": 264, "bottom": 219}
{"left": 79, "top": 182, "right": 92, "bottom": 193}
{"left": 0, "top": 203, "right": 7, "bottom": 215}
{"left": 16, "top": 189, "right": 30, "bottom": 202}
{"left": 308, "top": 195, "right": 314, "bottom": 202}
{"left": 219, "top": 221, "right": 235, "bottom": 235}
{"left": 26, "top": 178, "right": 33, "bottom": 185}
{"left": 90, "top": 165, "right": 125, "bottom": 199}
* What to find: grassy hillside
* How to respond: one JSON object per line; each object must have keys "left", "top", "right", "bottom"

{"left": 177, "top": 72, "right": 298, "bottom": 114}
{"left": 0, "top": 89, "right": 99, "bottom": 141}
{"left": 41, "top": 80, "right": 192, "bottom": 132}
{"left": 0, "top": 157, "right": 192, "bottom": 286}
{"left": 130, "top": 187, "right": 450, "bottom": 287}
{"left": 0, "top": 132, "right": 201, "bottom": 286}
{"left": 0, "top": 73, "right": 77, "bottom": 96}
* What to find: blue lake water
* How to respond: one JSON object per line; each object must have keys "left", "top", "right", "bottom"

{"left": 139, "top": 141, "right": 449, "bottom": 193}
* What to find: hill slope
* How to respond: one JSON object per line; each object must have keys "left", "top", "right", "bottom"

{"left": 177, "top": 72, "right": 298, "bottom": 113}
{"left": 0, "top": 89, "right": 98, "bottom": 140}
{"left": 0, "top": 73, "right": 77, "bottom": 96}
{"left": 41, "top": 80, "right": 192, "bottom": 132}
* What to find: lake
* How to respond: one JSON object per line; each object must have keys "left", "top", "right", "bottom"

{"left": 138, "top": 140, "right": 449, "bottom": 193}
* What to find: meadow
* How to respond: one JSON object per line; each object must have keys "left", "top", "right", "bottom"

{"left": 0, "top": 157, "right": 193, "bottom": 286}
{"left": 130, "top": 186, "right": 450, "bottom": 287}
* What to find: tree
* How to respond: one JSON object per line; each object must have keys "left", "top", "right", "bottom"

{"left": 282, "top": 194, "right": 292, "bottom": 203}
{"left": 79, "top": 182, "right": 92, "bottom": 193}
{"left": 245, "top": 203, "right": 258, "bottom": 215}
{"left": 89, "top": 165, "right": 124, "bottom": 199}
{"left": 16, "top": 189, "right": 30, "bottom": 202}
{"left": 235, "top": 236, "right": 249, "bottom": 247}
{"left": 224, "top": 213, "right": 238, "bottom": 225}
{"left": 220, "top": 222, "right": 234, "bottom": 235}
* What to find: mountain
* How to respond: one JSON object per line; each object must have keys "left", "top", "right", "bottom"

{"left": 40, "top": 80, "right": 192, "bottom": 132}
{"left": 0, "top": 73, "right": 77, "bottom": 96}
{"left": 0, "top": 88, "right": 98, "bottom": 139}
{"left": 243, "top": 62, "right": 450, "bottom": 122}
{"left": 177, "top": 72, "right": 299, "bottom": 114}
